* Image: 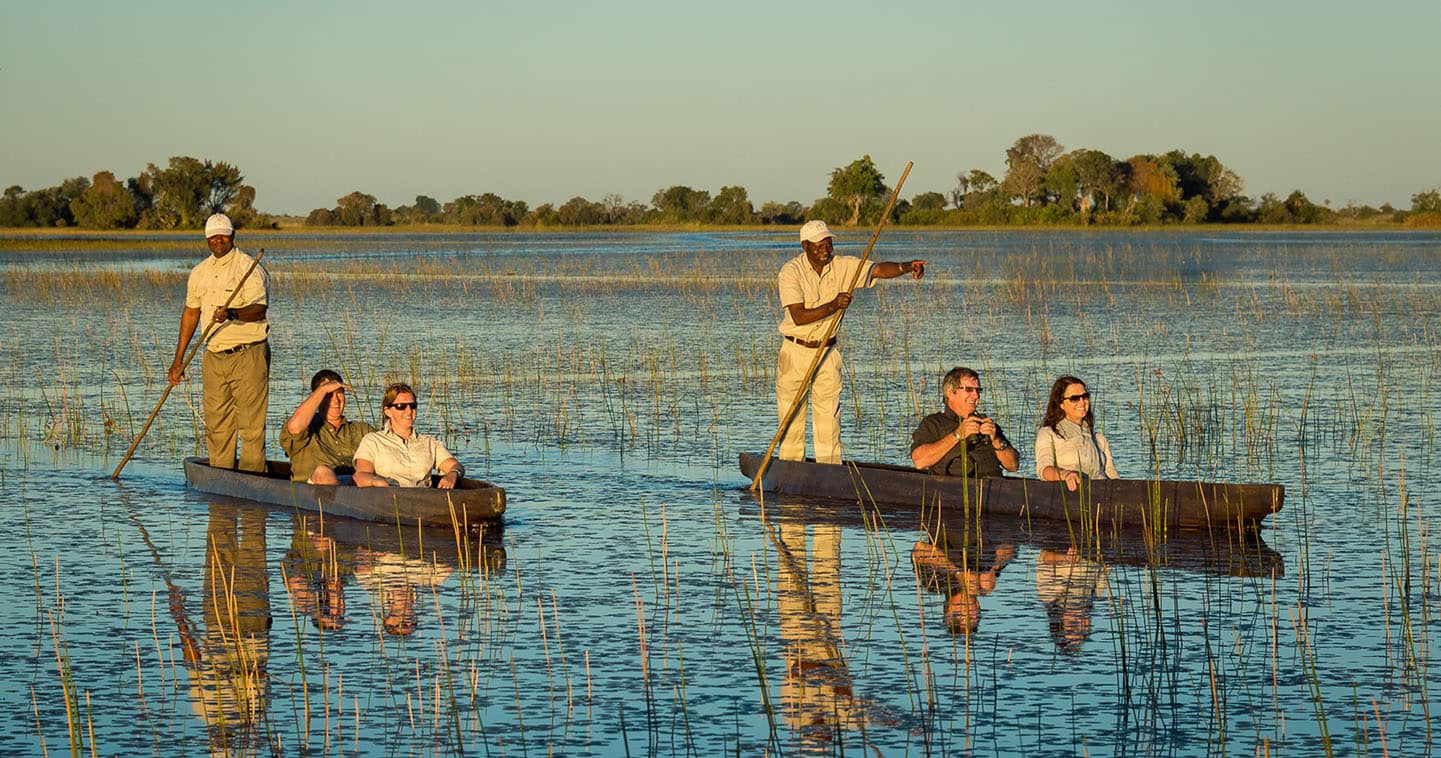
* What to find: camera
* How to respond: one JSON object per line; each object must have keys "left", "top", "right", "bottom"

{"left": 964, "top": 415, "right": 989, "bottom": 447}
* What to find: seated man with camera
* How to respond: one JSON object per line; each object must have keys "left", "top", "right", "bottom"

{"left": 910, "top": 366, "right": 1019, "bottom": 478}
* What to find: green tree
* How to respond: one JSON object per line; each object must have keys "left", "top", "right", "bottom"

{"left": 599, "top": 194, "right": 651, "bottom": 224}
{"left": 16, "top": 177, "right": 80, "bottom": 228}
{"left": 758, "top": 200, "right": 804, "bottom": 225}
{"left": 1412, "top": 188, "right": 1441, "bottom": 213}
{"left": 1182, "top": 196, "right": 1210, "bottom": 224}
{"left": 305, "top": 207, "right": 335, "bottom": 226}
{"left": 900, "top": 192, "right": 950, "bottom": 225}
{"left": 415, "top": 195, "right": 441, "bottom": 218}
{"left": 1284, "top": 190, "right": 1329, "bottom": 223}
{"left": 827, "top": 155, "right": 888, "bottom": 226}
{"left": 1044, "top": 154, "right": 1081, "bottom": 210}
{"left": 70, "top": 171, "right": 138, "bottom": 229}
{"left": 446, "top": 193, "right": 526, "bottom": 226}
{"left": 143, "top": 157, "right": 244, "bottom": 229}
{"left": 1157, "top": 151, "right": 1243, "bottom": 219}
{"left": 524, "top": 203, "right": 560, "bottom": 226}
{"left": 0, "top": 186, "right": 26, "bottom": 226}
{"left": 952, "top": 169, "right": 999, "bottom": 210}
{"left": 651, "top": 186, "right": 711, "bottom": 222}
{"left": 911, "top": 192, "right": 947, "bottom": 212}
{"left": 557, "top": 196, "right": 607, "bottom": 225}
{"left": 806, "top": 196, "right": 851, "bottom": 226}
{"left": 8, "top": 178, "right": 90, "bottom": 227}
{"left": 227, "top": 185, "right": 259, "bottom": 229}
{"left": 1002, "top": 135, "right": 1063, "bottom": 207}
{"left": 967, "top": 170, "right": 998, "bottom": 193}
{"left": 707, "top": 185, "right": 754, "bottom": 224}
{"left": 1070, "top": 149, "right": 1122, "bottom": 211}
{"left": 334, "top": 191, "right": 381, "bottom": 226}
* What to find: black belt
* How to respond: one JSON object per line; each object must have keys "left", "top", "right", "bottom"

{"left": 784, "top": 335, "right": 837, "bottom": 349}
{"left": 214, "top": 339, "right": 267, "bottom": 355}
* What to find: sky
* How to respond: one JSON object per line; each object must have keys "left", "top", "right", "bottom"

{"left": 3, "top": 0, "right": 1439, "bottom": 215}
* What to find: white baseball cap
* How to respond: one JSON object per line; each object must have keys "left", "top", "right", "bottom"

{"left": 204, "top": 213, "right": 234, "bottom": 238}
{"left": 799, "top": 219, "right": 834, "bottom": 244}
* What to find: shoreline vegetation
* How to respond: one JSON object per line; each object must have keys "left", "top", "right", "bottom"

{"left": 5, "top": 139, "right": 1440, "bottom": 235}
{"left": 3, "top": 221, "right": 1439, "bottom": 253}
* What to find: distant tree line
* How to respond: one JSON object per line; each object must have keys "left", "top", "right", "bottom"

{"left": 3, "top": 143, "right": 1438, "bottom": 230}
{"left": 923, "top": 134, "right": 1432, "bottom": 227}
{"left": 1, "top": 157, "right": 272, "bottom": 230}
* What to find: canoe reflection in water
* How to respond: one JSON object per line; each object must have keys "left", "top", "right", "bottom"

{"left": 187, "top": 503, "right": 273, "bottom": 756}
{"left": 768, "top": 518, "right": 893, "bottom": 745}
{"left": 281, "top": 513, "right": 506, "bottom": 637}
{"left": 750, "top": 492, "right": 1283, "bottom": 658}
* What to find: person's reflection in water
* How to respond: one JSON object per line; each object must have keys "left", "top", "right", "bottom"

{"left": 188, "top": 503, "right": 272, "bottom": 755}
{"left": 911, "top": 528, "right": 1015, "bottom": 636}
{"left": 771, "top": 519, "right": 875, "bottom": 744}
{"left": 1035, "top": 546, "right": 1109, "bottom": 653}
{"left": 281, "top": 517, "right": 356, "bottom": 631}
{"left": 353, "top": 545, "right": 456, "bottom": 636}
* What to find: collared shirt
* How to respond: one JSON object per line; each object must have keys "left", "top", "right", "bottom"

{"left": 910, "top": 407, "right": 1013, "bottom": 478}
{"left": 279, "top": 418, "right": 376, "bottom": 482}
{"left": 185, "top": 247, "right": 270, "bottom": 352}
{"left": 1034, "top": 419, "right": 1119, "bottom": 479}
{"left": 353, "top": 426, "right": 455, "bottom": 488}
{"left": 776, "top": 252, "right": 877, "bottom": 343}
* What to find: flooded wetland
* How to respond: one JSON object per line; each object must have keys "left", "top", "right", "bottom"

{"left": 2, "top": 229, "right": 1439, "bottom": 755}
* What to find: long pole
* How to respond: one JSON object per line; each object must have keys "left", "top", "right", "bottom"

{"left": 111, "top": 248, "right": 266, "bottom": 479}
{"left": 751, "top": 163, "right": 912, "bottom": 491}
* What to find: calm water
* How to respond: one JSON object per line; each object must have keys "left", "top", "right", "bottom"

{"left": 2, "top": 229, "right": 1439, "bottom": 756}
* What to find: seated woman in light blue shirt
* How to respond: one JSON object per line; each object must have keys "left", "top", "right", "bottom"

{"left": 1034, "top": 375, "right": 1118, "bottom": 491}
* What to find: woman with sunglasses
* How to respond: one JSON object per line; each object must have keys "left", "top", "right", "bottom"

{"left": 1035, "top": 375, "right": 1118, "bottom": 491}
{"left": 353, "top": 383, "right": 464, "bottom": 489}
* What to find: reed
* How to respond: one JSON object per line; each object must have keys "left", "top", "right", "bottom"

{"left": 8, "top": 233, "right": 1441, "bottom": 753}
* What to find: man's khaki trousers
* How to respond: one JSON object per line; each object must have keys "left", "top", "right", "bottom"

{"left": 201, "top": 341, "right": 270, "bottom": 472}
{"left": 775, "top": 340, "right": 843, "bottom": 464}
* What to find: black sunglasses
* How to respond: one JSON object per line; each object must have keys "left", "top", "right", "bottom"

{"left": 387, "top": 402, "right": 418, "bottom": 410}
{"left": 1063, "top": 392, "right": 1091, "bottom": 402}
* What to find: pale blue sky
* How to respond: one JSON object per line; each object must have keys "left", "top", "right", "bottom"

{"left": 4, "top": 0, "right": 1438, "bottom": 214}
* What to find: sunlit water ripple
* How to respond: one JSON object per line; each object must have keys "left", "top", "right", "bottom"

{"left": 1, "top": 229, "right": 1438, "bottom": 755}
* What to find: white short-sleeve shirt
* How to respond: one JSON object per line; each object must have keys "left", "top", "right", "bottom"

{"left": 184, "top": 248, "right": 269, "bottom": 352}
{"left": 353, "top": 427, "right": 455, "bottom": 487}
{"left": 776, "top": 252, "right": 876, "bottom": 343}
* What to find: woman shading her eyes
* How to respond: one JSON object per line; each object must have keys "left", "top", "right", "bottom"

{"left": 1035, "top": 375, "right": 1118, "bottom": 491}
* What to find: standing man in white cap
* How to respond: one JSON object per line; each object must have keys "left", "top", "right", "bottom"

{"left": 775, "top": 220, "right": 925, "bottom": 464}
{"left": 167, "top": 213, "right": 271, "bottom": 472}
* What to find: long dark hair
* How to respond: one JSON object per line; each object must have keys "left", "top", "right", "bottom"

{"left": 1042, "top": 375, "right": 1093, "bottom": 435}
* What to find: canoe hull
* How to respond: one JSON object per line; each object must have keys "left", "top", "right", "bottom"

{"left": 740, "top": 453, "right": 1282, "bottom": 530}
{"left": 184, "top": 457, "right": 505, "bottom": 529}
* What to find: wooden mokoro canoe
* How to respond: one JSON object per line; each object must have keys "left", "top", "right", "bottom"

{"left": 185, "top": 457, "right": 505, "bottom": 529}
{"left": 740, "top": 453, "right": 1283, "bottom": 530}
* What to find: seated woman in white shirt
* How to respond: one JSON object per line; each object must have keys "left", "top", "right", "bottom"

{"left": 353, "top": 383, "right": 463, "bottom": 489}
{"left": 1034, "top": 375, "right": 1118, "bottom": 491}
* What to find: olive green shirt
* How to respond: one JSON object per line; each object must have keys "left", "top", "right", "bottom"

{"left": 279, "top": 418, "right": 375, "bottom": 482}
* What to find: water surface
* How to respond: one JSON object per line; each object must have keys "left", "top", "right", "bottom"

{"left": 2, "top": 229, "right": 1439, "bottom": 755}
